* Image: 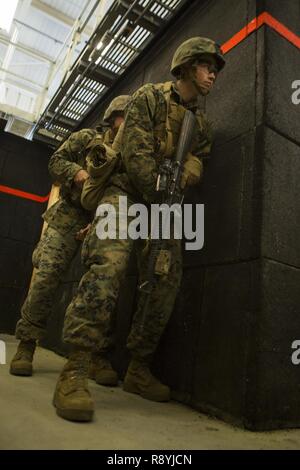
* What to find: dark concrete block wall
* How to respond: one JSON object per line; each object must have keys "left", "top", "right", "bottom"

{"left": 92, "top": 0, "right": 299, "bottom": 430}
{"left": 0, "top": 131, "right": 51, "bottom": 333}
{"left": 83, "top": 0, "right": 266, "bottom": 427}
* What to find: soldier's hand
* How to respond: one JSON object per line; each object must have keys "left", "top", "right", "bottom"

{"left": 180, "top": 154, "right": 203, "bottom": 189}
{"left": 75, "top": 223, "right": 91, "bottom": 241}
{"left": 74, "top": 169, "right": 89, "bottom": 188}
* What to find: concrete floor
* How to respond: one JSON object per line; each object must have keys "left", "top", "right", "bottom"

{"left": 1, "top": 335, "right": 300, "bottom": 450}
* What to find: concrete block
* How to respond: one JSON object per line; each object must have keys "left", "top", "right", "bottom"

{"left": 261, "top": 128, "right": 300, "bottom": 267}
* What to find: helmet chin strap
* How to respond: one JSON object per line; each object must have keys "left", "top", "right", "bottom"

{"left": 188, "top": 67, "right": 205, "bottom": 96}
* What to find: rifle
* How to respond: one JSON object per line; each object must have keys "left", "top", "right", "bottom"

{"left": 138, "top": 108, "right": 197, "bottom": 329}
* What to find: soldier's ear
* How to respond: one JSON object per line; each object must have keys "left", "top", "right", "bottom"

{"left": 177, "top": 64, "right": 190, "bottom": 80}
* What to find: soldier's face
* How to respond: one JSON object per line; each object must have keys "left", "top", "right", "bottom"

{"left": 193, "top": 55, "right": 219, "bottom": 95}
{"left": 112, "top": 115, "right": 124, "bottom": 130}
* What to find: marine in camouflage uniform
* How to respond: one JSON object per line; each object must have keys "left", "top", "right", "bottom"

{"left": 88, "top": 95, "right": 132, "bottom": 386}
{"left": 9, "top": 96, "right": 131, "bottom": 378}
{"left": 53, "top": 37, "right": 225, "bottom": 422}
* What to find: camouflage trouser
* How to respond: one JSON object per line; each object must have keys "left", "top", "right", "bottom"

{"left": 63, "top": 187, "right": 182, "bottom": 361}
{"left": 15, "top": 224, "right": 82, "bottom": 341}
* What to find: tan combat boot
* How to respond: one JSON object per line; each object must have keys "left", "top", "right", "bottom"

{"left": 53, "top": 349, "right": 94, "bottom": 422}
{"left": 89, "top": 353, "right": 118, "bottom": 386}
{"left": 123, "top": 359, "right": 170, "bottom": 402}
{"left": 9, "top": 340, "right": 36, "bottom": 376}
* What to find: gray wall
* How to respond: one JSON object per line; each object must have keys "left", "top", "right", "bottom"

{"left": 0, "top": 131, "right": 52, "bottom": 333}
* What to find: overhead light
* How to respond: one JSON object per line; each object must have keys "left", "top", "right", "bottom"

{"left": 101, "top": 38, "right": 114, "bottom": 57}
{"left": 0, "top": 1, "right": 18, "bottom": 33}
{"left": 114, "top": 20, "right": 133, "bottom": 39}
{"left": 95, "top": 39, "right": 115, "bottom": 65}
{"left": 89, "top": 30, "right": 114, "bottom": 62}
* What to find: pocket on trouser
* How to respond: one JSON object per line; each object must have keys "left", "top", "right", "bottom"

{"left": 82, "top": 189, "right": 135, "bottom": 267}
{"left": 36, "top": 225, "right": 80, "bottom": 278}
{"left": 31, "top": 227, "right": 50, "bottom": 269}
{"left": 43, "top": 199, "right": 89, "bottom": 236}
{"left": 80, "top": 216, "right": 106, "bottom": 267}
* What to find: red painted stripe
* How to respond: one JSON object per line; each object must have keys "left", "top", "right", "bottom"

{"left": 1, "top": 12, "right": 300, "bottom": 204}
{"left": 263, "top": 12, "right": 300, "bottom": 49}
{"left": 221, "top": 12, "right": 264, "bottom": 53}
{"left": 0, "top": 184, "right": 50, "bottom": 203}
{"left": 222, "top": 12, "right": 300, "bottom": 54}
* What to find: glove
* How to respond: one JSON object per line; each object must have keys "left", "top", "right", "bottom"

{"left": 180, "top": 153, "right": 203, "bottom": 189}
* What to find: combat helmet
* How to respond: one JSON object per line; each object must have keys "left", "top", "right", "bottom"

{"left": 103, "top": 95, "right": 131, "bottom": 123}
{"left": 171, "top": 37, "right": 225, "bottom": 77}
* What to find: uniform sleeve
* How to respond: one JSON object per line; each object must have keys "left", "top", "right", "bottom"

{"left": 121, "top": 86, "right": 159, "bottom": 202}
{"left": 48, "top": 129, "right": 95, "bottom": 189}
{"left": 193, "top": 114, "right": 213, "bottom": 164}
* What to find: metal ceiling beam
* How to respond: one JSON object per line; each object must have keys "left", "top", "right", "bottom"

{"left": 0, "top": 34, "right": 54, "bottom": 63}
{"left": 0, "top": 103, "right": 35, "bottom": 122}
{"left": 154, "top": 0, "right": 174, "bottom": 12}
{"left": 31, "top": 0, "right": 94, "bottom": 36}
{"left": 13, "top": 19, "right": 84, "bottom": 60}
{"left": 14, "top": 19, "right": 64, "bottom": 44}
{"left": 2, "top": 76, "right": 42, "bottom": 94}
{"left": 79, "top": 61, "right": 118, "bottom": 87}
{"left": 31, "top": 0, "right": 75, "bottom": 28}
{"left": 118, "top": 1, "right": 163, "bottom": 33}
{"left": 0, "top": 67, "right": 44, "bottom": 90}
{"left": 0, "top": 27, "right": 19, "bottom": 88}
{"left": 50, "top": 115, "right": 78, "bottom": 130}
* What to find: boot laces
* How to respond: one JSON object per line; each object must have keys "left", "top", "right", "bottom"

{"left": 14, "top": 344, "right": 35, "bottom": 361}
{"left": 69, "top": 361, "right": 89, "bottom": 389}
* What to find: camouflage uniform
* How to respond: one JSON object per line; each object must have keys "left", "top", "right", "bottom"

{"left": 52, "top": 37, "right": 225, "bottom": 420}
{"left": 103, "top": 95, "right": 131, "bottom": 125}
{"left": 102, "top": 128, "right": 114, "bottom": 147}
{"left": 15, "top": 128, "right": 97, "bottom": 341}
{"left": 62, "top": 82, "right": 212, "bottom": 361}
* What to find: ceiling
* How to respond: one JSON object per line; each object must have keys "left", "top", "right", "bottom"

{"left": 0, "top": 0, "right": 189, "bottom": 142}
{"left": 0, "top": 0, "right": 113, "bottom": 137}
